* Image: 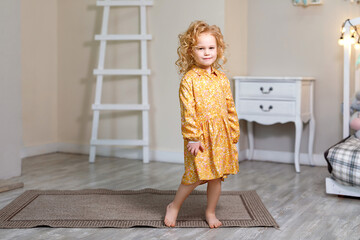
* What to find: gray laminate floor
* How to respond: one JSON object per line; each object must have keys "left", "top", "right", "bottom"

{"left": 0, "top": 153, "right": 359, "bottom": 240}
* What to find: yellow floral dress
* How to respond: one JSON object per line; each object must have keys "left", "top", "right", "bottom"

{"left": 179, "top": 66, "right": 240, "bottom": 185}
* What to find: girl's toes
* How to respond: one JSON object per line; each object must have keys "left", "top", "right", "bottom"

{"left": 164, "top": 218, "right": 174, "bottom": 227}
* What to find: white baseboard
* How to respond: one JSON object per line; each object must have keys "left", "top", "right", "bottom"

{"left": 21, "top": 142, "right": 59, "bottom": 158}
{"left": 238, "top": 149, "right": 248, "bottom": 162}
{"left": 151, "top": 150, "right": 183, "bottom": 163}
{"left": 21, "top": 143, "right": 326, "bottom": 166}
{"left": 58, "top": 143, "right": 143, "bottom": 160}
{"left": 241, "top": 149, "right": 326, "bottom": 166}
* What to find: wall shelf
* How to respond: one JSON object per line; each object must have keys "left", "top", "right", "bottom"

{"left": 292, "top": 0, "right": 323, "bottom": 6}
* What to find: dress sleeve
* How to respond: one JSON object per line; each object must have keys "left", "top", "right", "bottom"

{"left": 179, "top": 76, "right": 203, "bottom": 141}
{"left": 223, "top": 75, "right": 240, "bottom": 144}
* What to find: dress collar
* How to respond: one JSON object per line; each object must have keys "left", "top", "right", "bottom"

{"left": 192, "top": 65, "right": 219, "bottom": 76}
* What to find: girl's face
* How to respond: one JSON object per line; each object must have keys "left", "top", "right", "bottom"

{"left": 192, "top": 33, "right": 217, "bottom": 73}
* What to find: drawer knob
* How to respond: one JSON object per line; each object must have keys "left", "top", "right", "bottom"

{"left": 260, "top": 87, "right": 273, "bottom": 94}
{"left": 259, "top": 105, "right": 273, "bottom": 112}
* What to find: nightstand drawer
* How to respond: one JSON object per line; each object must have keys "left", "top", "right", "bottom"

{"left": 238, "top": 82, "right": 296, "bottom": 99}
{"left": 237, "top": 100, "right": 296, "bottom": 116}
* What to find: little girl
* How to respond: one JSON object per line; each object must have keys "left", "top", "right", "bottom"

{"left": 164, "top": 21, "right": 240, "bottom": 228}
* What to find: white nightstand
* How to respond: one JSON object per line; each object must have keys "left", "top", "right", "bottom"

{"left": 233, "top": 76, "right": 315, "bottom": 173}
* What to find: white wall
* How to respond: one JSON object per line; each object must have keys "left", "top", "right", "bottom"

{"left": 57, "top": 0, "right": 101, "bottom": 145}
{"left": 21, "top": 0, "right": 58, "bottom": 154}
{"left": 224, "top": 0, "right": 248, "bottom": 151}
{"left": 0, "top": 0, "right": 23, "bottom": 179}
{"left": 246, "top": 1, "right": 360, "bottom": 154}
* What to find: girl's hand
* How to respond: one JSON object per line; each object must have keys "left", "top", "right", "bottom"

{"left": 187, "top": 142, "right": 204, "bottom": 156}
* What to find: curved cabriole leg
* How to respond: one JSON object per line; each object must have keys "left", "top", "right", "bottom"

{"left": 308, "top": 117, "right": 315, "bottom": 166}
{"left": 247, "top": 121, "right": 254, "bottom": 160}
{"left": 294, "top": 119, "right": 303, "bottom": 173}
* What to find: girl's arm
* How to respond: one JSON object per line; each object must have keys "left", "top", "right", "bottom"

{"left": 179, "top": 77, "right": 203, "bottom": 142}
{"left": 222, "top": 75, "right": 240, "bottom": 143}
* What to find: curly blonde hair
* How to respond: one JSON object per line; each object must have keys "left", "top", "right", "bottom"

{"left": 175, "top": 21, "right": 227, "bottom": 75}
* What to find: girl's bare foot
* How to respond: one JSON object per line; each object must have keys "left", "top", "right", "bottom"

{"left": 164, "top": 202, "right": 179, "bottom": 227}
{"left": 205, "top": 212, "right": 222, "bottom": 229}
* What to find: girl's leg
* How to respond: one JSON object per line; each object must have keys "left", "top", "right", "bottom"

{"left": 164, "top": 180, "right": 203, "bottom": 227}
{"left": 206, "top": 178, "right": 222, "bottom": 228}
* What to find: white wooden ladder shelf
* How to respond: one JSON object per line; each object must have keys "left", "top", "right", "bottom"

{"left": 89, "top": 0, "right": 153, "bottom": 163}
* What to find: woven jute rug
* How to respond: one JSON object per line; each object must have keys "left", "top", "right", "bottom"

{"left": 0, "top": 188, "right": 278, "bottom": 228}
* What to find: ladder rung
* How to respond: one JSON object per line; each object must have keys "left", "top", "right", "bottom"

{"left": 92, "top": 104, "right": 150, "bottom": 111}
{"left": 97, "top": 0, "right": 153, "bottom": 6}
{"left": 94, "top": 69, "right": 150, "bottom": 75}
{"left": 95, "top": 34, "right": 152, "bottom": 41}
{"left": 91, "top": 139, "right": 147, "bottom": 146}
